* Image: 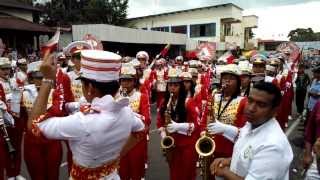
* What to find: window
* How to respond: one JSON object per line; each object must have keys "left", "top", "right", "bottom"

{"left": 190, "top": 23, "right": 216, "bottom": 37}
{"left": 224, "top": 23, "right": 232, "bottom": 36}
{"left": 151, "top": 26, "right": 169, "bottom": 32}
{"left": 171, "top": 25, "right": 187, "bottom": 34}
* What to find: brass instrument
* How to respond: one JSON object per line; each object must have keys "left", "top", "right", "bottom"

{"left": 0, "top": 110, "right": 16, "bottom": 168}
{"left": 160, "top": 93, "right": 175, "bottom": 155}
{"left": 195, "top": 90, "right": 216, "bottom": 180}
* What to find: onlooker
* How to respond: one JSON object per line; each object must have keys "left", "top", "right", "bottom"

{"left": 304, "top": 100, "right": 320, "bottom": 180}
{"left": 295, "top": 63, "right": 311, "bottom": 115}
{"left": 307, "top": 66, "right": 320, "bottom": 118}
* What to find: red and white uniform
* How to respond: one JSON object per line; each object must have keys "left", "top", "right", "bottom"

{"left": 155, "top": 68, "right": 168, "bottom": 108}
{"left": 0, "top": 77, "right": 25, "bottom": 179}
{"left": 212, "top": 94, "right": 247, "bottom": 158}
{"left": 119, "top": 89, "right": 150, "bottom": 180}
{"left": 276, "top": 70, "right": 294, "bottom": 130}
{"left": 157, "top": 98, "right": 200, "bottom": 180}
{"left": 67, "top": 70, "right": 83, "bottom": 102}
{"left": 22, "top": 84, "right": 63, "bottom": 180}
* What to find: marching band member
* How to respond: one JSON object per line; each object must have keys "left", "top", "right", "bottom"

{"left": 28, "top": 50, "right": 145, "bottom": 180}
{"left": 64, "top": 41, "right": 93, "bottom": 102}
{"left": 136, "top": 51, "right": 149, "bottom": 70}
{"left": 0, "top": 57, "right": 25, "bottom": 180}
{"left": 238, "top": 61, "right": 253, "bottom": 97}
{"left": 157, "top": 68, "right": 199, "bottom": 180}
{"left": 23, "top": 61, "right": 64, "bottom": 180}
{"left": 207, "top": 64, "right": 247, "bottom": 158}
{"left": 250, "top": 54, "right": 267, "bottom": 83}
{"left": 174, "top": 56, "right": 184, "bottom": 70}
{"left": 119, "top": 65, "right": 150, "bottom": 180}
{"left": 154, "top": 58, "right": 168, "bottom": 108}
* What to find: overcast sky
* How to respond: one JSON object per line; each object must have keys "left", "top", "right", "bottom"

{"left": 128, "top": 0, "right": 320, "bottom": 40}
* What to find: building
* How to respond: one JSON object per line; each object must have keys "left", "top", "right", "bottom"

{"left": 127, "top": 3, "right": 258, "bottom": 51}
{"left": 72, "top": 24, "right": 187, "bottom": 57}
{"left": 257, "top": 39, "right": 287, "bottom": 51}
{"left": 0, "top": 0, "right": 53, "bottom": 57}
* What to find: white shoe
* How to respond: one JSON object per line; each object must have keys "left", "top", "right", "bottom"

{"left": 144, "top": 163, "right": 148, "bottom": 169}
{"left": 16, "top": 175, "right": 26, "bottom": 180}
{"left": 7, "top": 177, "right": 15, "bottom": 180}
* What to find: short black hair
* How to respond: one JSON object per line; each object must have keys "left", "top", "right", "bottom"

{"left": 81, "top": 79, "right": 120, "bottom": 96}
{"left": 252, "top": 82, "right": 282, "bottom": 108}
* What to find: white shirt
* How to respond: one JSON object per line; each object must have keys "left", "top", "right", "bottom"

{"left": 230, "top": 118, "right": 293, "bottom": 180}
{"left": 37, "top": 95, "right": 145, "bottom": 168}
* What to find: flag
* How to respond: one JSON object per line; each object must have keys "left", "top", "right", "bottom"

{"left": 41, "top": 28, "right": 60, "bottom": 57}
{"left": 197, "top": 42, "right": 216, "bottom": 61}
{"left": 159, "top": 44, "right": 170, "bottom": 57}
{"left": 83, "top": 34, "right": 103, "bottom": 50}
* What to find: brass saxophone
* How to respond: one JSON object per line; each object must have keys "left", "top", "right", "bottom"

{"left": 0, "top": 109, "right": 16, "bottom": 168}
{"left": 160, "top": 93, "right": 175, "bottom": 155}
{"left": 195, "top": 90, "right": 216, "bottom": 180}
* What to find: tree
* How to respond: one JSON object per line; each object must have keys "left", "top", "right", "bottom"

{"left": 35, "top": 0, "right": 128, "bottom": 27}
{"left": 288, "top": 28, "right": 320, "bottom": 42}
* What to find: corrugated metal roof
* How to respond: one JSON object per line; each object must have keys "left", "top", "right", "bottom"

{"left": 128, "top": 3, "right": 243, "bottom": 20}
{"left": 0, "top": 16, "right": 53, "bottom": 33}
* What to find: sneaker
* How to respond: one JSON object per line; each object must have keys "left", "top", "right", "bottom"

{"left": 145, "top": 163, "right": 148, "bottom": 169}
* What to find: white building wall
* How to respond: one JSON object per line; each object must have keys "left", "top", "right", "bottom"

{"left": 72, "top": 24, "right": 187, "bottom": 45}
{"left": 128, "top": 4, "right": 257, "bottom": 51}
{"left": 0, "top": 9, "right": 33, "bottom": 22}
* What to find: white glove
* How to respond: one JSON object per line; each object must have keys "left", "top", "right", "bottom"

{"left": 158, "top": 127, "right": 166, "bottom": 139}
{"left": 0, "top": 100, "right": 7, "bottom": 111}
{"left": 207, "top": 120, "right": 239, "bottom": 142}
{"left": 167, "top": 121, "right": 194, "bottom": 136}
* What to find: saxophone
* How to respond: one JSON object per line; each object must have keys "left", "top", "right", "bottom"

{"left": 195, "top": 90, "right": 216, "bottom": 180}
{"left": 160, "top": 93, "right": 175, "bottom": 155}
{"left": 0, "top": 109, "right": 16, "bottom": 168}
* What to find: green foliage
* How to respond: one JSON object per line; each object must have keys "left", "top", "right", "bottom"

{"left": 288, "top": 28, "right": 320, "bottom": 42}
{"left": 35, "top": 0, "right": 128, "bottom": 26}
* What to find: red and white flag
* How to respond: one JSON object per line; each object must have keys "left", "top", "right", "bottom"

{"left": 159, "top": 44, "right": 171, "bottom": 57}
{"left": 197, "top": 42, "right": 216, "bottom": 61}
{"left": 41, "top": 28, "right": 60, "bottom": 57}
{"left": 83, "top": 34, "right": 103, "bottom": 50}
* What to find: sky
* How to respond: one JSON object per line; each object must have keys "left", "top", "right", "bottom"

{"left": 127, "top": 0, "right": 320, "bottom": 40}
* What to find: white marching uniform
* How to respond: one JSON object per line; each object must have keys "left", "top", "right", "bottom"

{"left": 36, "top": 95, "right": 144, "bottom": 179}
{"left": 229, "top": 118, "right": 293, "bottom": 180}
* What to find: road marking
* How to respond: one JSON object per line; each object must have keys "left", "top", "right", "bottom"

{"left": 285, "top": 116, "right": 302, "bottom": 137}
{"left": 60, "top": 162, "right": 68, "bottom": 168}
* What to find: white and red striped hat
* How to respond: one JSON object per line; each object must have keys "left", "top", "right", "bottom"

{"left": 78, "top": 50, "right": 122, "bottom": 82}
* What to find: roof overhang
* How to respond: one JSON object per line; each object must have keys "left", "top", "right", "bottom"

{"left": 0, "top": 16, "right": 53, "bottom": 33}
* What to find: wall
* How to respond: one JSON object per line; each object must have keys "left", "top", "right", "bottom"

{"left": 128, "top": 4, "right": 258, "bottom": 51}
{"left": 72, "top": 24, "right": 187, "bottom": 45}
